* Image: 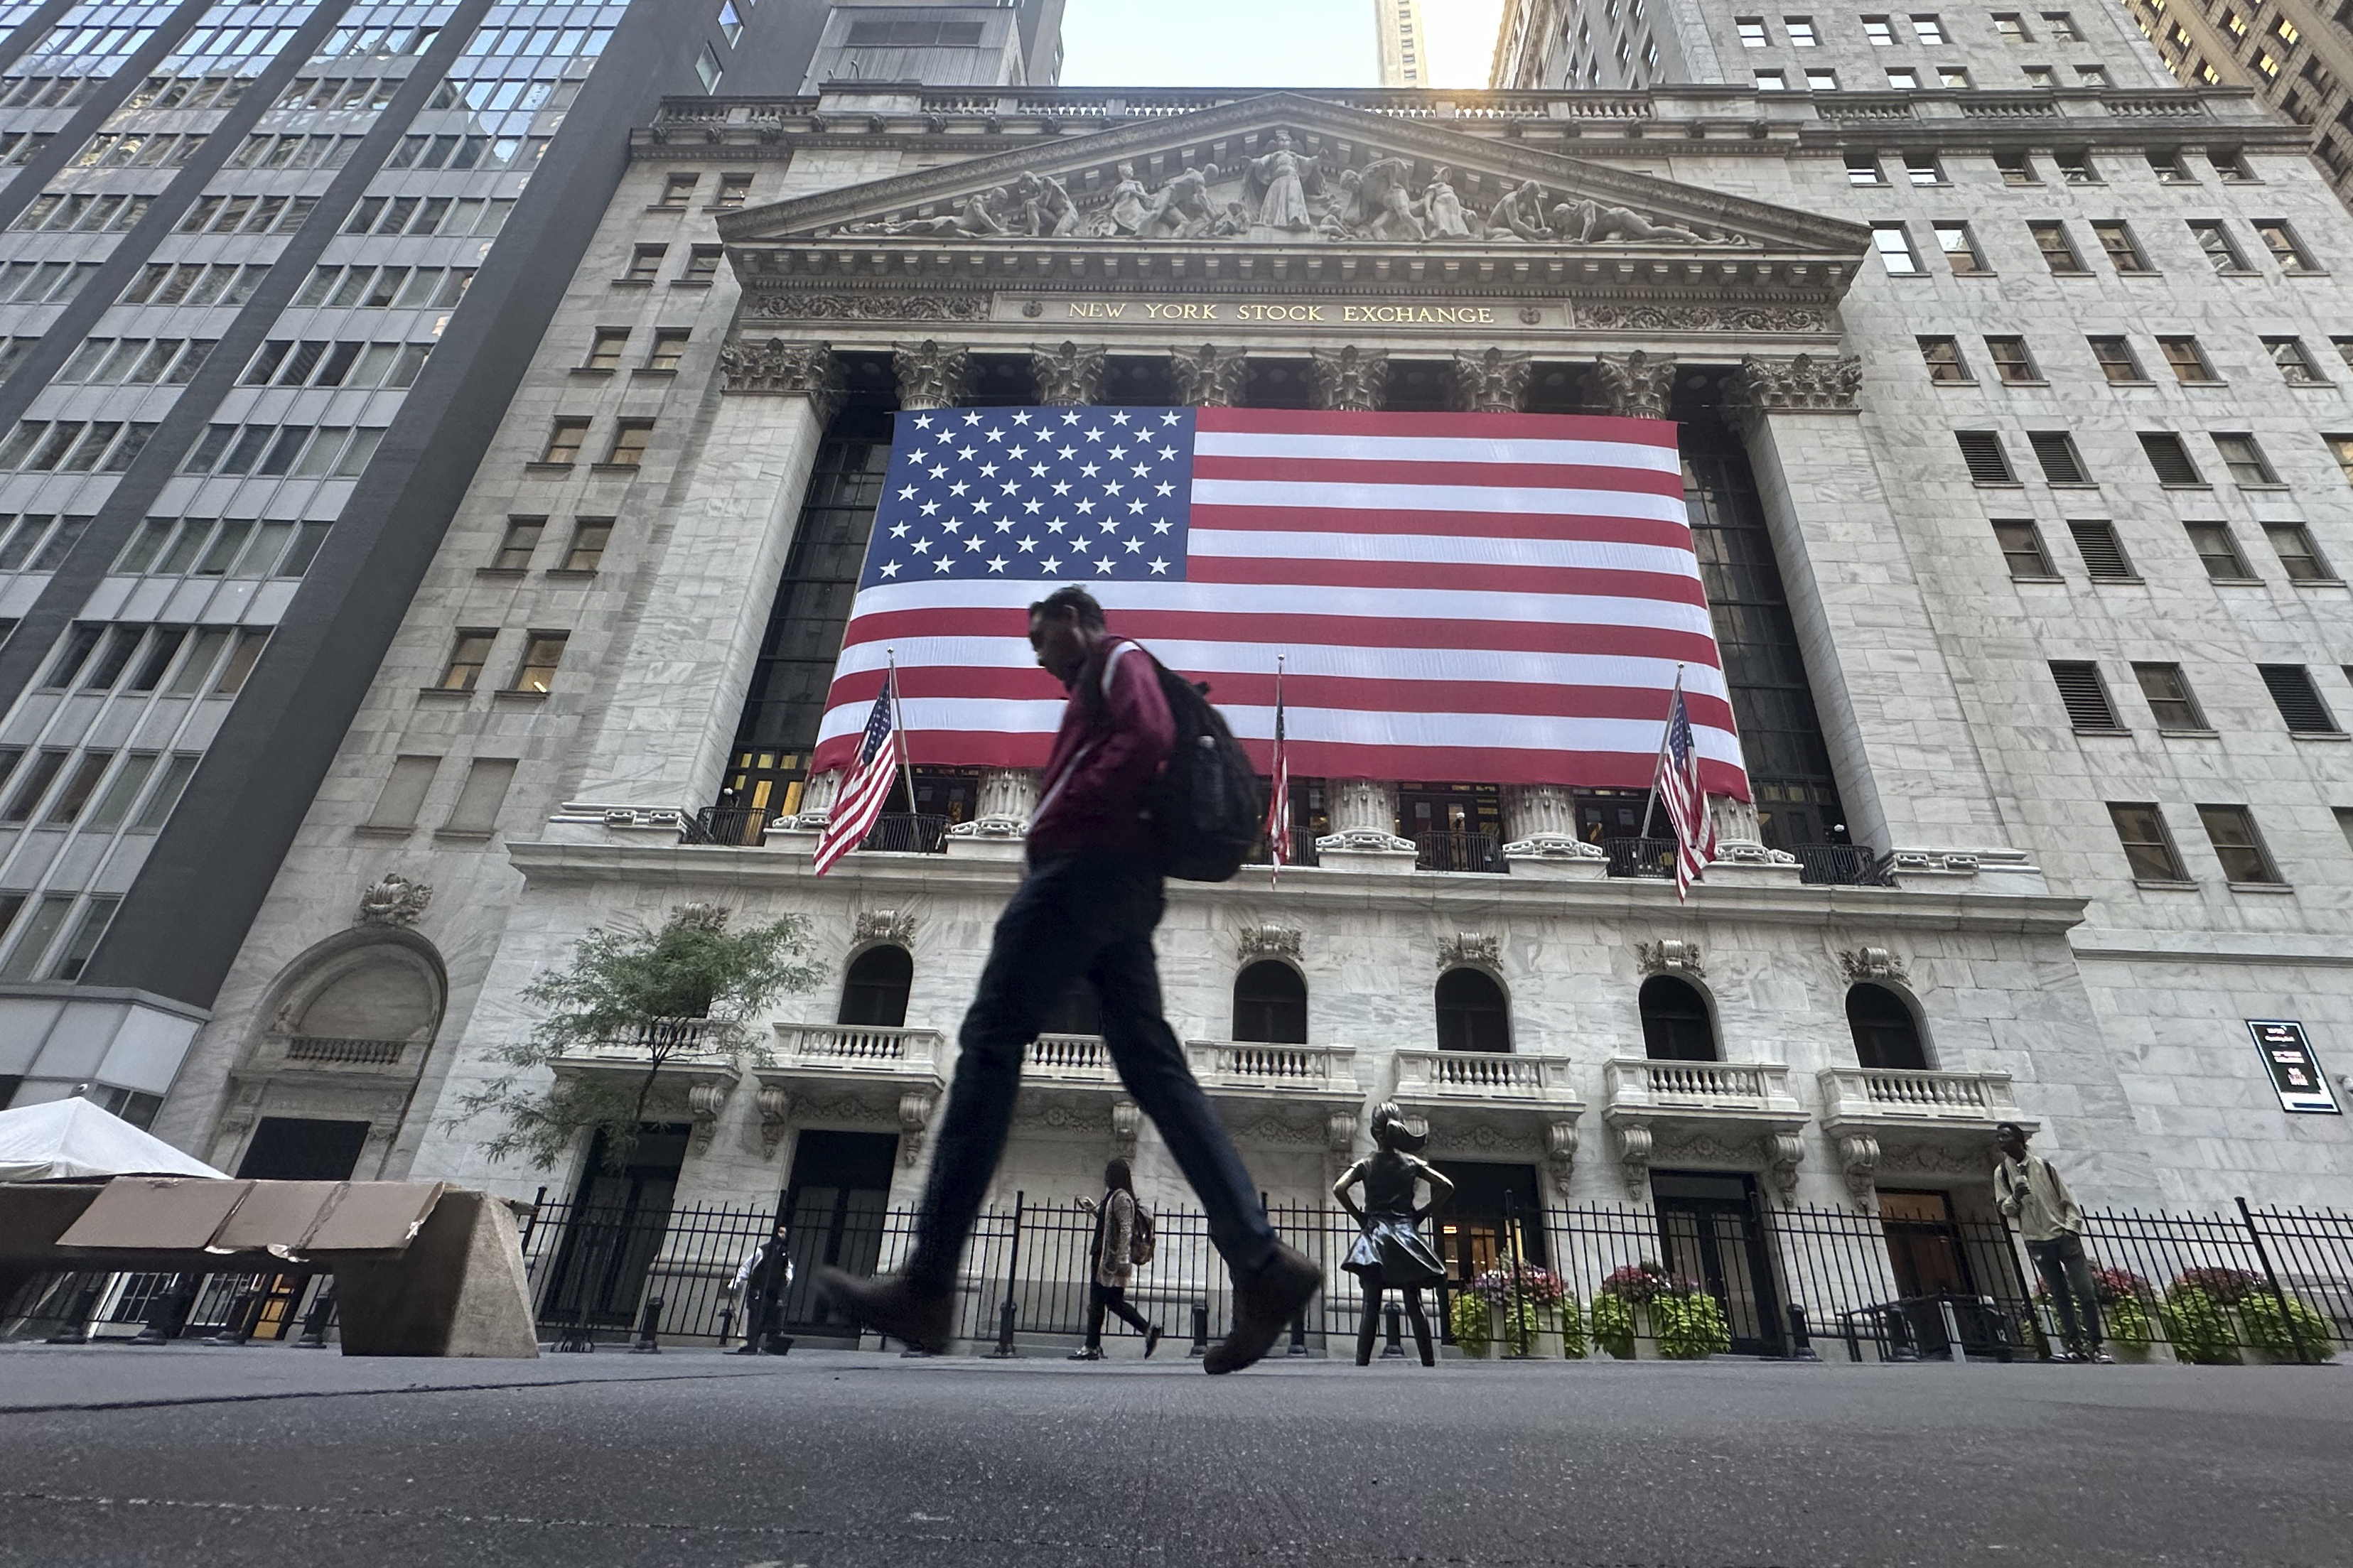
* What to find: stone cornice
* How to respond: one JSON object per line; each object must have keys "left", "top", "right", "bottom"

{"left": 505, "top": 840, "right": 2091, "bottom": 938}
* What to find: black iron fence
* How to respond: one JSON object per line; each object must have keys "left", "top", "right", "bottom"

{"left": 1794, "top": 843, "right": 1892, "bottom": 887}
{"left": 1415, "top": 831, "right": 1504, "bottom": 874}
{"left": 1605, "top": 837, "right": 1679, "bottom": 880}
{"left": 13, "top": 1195, "right": 2349, "bottom": 1364}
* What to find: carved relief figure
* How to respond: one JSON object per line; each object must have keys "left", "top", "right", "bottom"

{"left": 1138, "top": 165, "right": 1215, "bottom": 239}
{"left": 1556, "top": 198, "right": 1713, "bottom": 246}
{"left": 1010, "top": 170, "right": 1078, "bottom": 237}
{"left": 1104, "top": 161, "right": 1150, "bottom": 234}
{"left": 1421, "top": 165, "right": 1472, "bottom": 239}
{"left": 1486, "top": 180, "right": 1554, "bottom": 243}
{"left": 1353, "top": 158, "right": 1426, "bottom": 242}
{"left": 1243, "top": 129, "right": 1319, "bottom": 232}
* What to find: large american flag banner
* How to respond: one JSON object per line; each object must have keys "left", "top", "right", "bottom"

{"left": 809, "top": 407, "right": 1749, "bottom": 796}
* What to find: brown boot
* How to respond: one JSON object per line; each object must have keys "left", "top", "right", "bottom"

{"left": 812, "top": 1268, "right": 955, "bottom": 1354}
{"left": 1204, "top": 1243, "right": 1320, "bottom": 1375}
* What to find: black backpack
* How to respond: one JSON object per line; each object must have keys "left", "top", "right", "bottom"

{"left": 1133, "top": 649, "right": 1264, "bottom": 882}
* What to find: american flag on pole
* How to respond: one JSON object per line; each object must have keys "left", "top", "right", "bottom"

{"left": 811, "top": 407, "right": 1748, "bottom": 799}
{"left": 1264, "top": 658, "right": 1291, "bottom": 879}
{"left": 1654, "top": 674, "right": 1718, "bottom": 901}
{"left": 811, "top": 676, "right": 903, "bottom": 876}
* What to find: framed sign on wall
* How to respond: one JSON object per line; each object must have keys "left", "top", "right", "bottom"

{"left": 2248, "top": 1020, "right": 2340, "bottom": 1115}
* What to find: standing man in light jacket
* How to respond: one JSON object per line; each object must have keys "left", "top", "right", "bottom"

{"left": 818, "top": 586, "right": 1318, "bottom": 1373}
{"left": 1995, "top": 1121, "right": 2109, "bottom": 1363}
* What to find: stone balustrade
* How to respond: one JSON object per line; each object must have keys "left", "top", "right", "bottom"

{"left": 1390, "top": 1048, "right": 1579, "bottom": 1105}
{"left": 771, "top": 1022, "right": 946, "bottom": 1077}
{"left": 1023, "top": 1032, "right": 1119, "bottom": 1084}
{"left": 1600, "top": 1056, "right": 1808, "bottom": 1200}
{"left": 1817, "top": 1066, "right": 2023, "bottom": 1127}
{"left": 1185, "top": 1039, "right": 1359, "bottom": 1097}
{"left": 1603, "top": 1057, "right": 1800, "bottom": 1115}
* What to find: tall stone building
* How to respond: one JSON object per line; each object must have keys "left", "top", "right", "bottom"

{"left": 132, "top": 4, "right": 2352, "bottom": 1328}
{"left": 1374, "top": 0, "right": 1429, "bottom": 87}
{"left": 0, "top": 0, "right": 1057, "bottom": 1137}
{"left": 2114, "top": 0, "right": 2353, "bottom": 205}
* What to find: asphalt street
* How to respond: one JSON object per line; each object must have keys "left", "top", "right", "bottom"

{"left": 0, "top": 1344, "right": 2343, "bottom": 1568}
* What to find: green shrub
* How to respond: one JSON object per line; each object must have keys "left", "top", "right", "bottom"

{"left": 1557, "top": 1296, "right": 1587, "bottom": 1360}
{"left": 2106, "top": 1292, "right": 2153, "bottom": 1352}
{"left": 2162, "top": 1284, "right": 2242, "bottom": 1366}
{"left": 2239, "top": 1292, "right": 2337, "bottom": 1362}
{"left": 1449, "top": 1291, "right": 1491, "bottom": 1357}
{"left": 1590, "top": 1291, "right": 1637, "bottom": 1358}
{"left": 1652, "top": 1290, "right": 1733, "bottom": 1360}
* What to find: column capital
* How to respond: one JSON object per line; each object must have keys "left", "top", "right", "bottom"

{"left": 893, "top": 339, "right": 972, "bottom": 410}
{"left": 1590, "top": 350, "right": 1676, "bottom": 420}
{"left": 718, "top": 338, "right": 845, "bottom": 423}
{"left": 1031, "top": 340, "right": 1106, "bottom": 405}
{"left": 1723, "top": 352, "right": 1863, "bottom": 433}
{"left": 1308, "top": 345, "right": 1388, "bottom": 411}
{"left": 1170, "top": 342, "right": 1248, "bottom": 408}
{"left": 1451, "top": 347, "right": 1531, "bottom": 412}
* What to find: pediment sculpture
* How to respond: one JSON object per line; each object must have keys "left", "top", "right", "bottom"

{"left": 824, "top": 129, "right": 1747, "bottom": 249}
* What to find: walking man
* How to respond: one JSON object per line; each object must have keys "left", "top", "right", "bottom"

{"left": 1072, "top": 1157, "right": 1164, "bottom": 1360}
{"left": 817, "top": 586, "right": 1319, "bottom": 1371}
{"left": 1994, "top": 1121, "right": 2110, "bottom": 1363}
{"left": 731, "top": 1216, "right": 793, "bottom": 1356}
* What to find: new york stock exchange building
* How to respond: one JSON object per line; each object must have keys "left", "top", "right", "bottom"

{"left": 152, "top": 67, "right": 2353, "bottom": 1352}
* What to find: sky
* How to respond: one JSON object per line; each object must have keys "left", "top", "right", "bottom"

{"left": 1059, "top": 0, "right": 1507, "bottom": 90}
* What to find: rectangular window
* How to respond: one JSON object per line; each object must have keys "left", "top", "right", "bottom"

{"left": 2091, "top": 222, "right": 2151, "bottom": 273}
{"left": 365, "top": 755, "right": 438, "bottom": 831}
{"left": 1994, "top": 150, "right": 2038, "bottom": 185}
{"left": 2068, "top": 520, "right": 2133, "bottom": 578}
{"left": 1994, "top": 12, "right": 2030, "bottom": 40}
{"left": 2263, "top": 522, "right": 2333, "bottom": 580}
{"left": 2042, "top": 9, "right": 2081, "bottom": 39}
{"left": 682, "top": 245, "right": 723, "bottom": 282}
{"left": 561, "top": 520, "right": 612, "bottom": 572}
{"left": 2213, "top": 433, "right": 2277, "bottom": 485}
{"left": 2198, "top": 804, "right": 2282, "bottom": 884}
{"left": 214, "top": 630, "right": 267, "bottom": 696}
{"left": 2185, "top": 521, "right": 2254, "bottom": 581}
{"left": 0, "top": 894, "right": 73, "bottom": 980}
{"left": 2327, "top": 433, "right": 2353, "bottom": 485}
{"left": 624, "top": 244, "right": 665, "bottom": 283}
{"left": 1934, "top": 223, "right": 1986, "bottom": 274}
{"left": 443, "top": 757, "right": 517, "bottom": 834}
{"left": 512, "top": 633, "right": 567, "bottom": 693}
{"left": 0, "top": 750, "right": 67, "bottom": 821}
{"left": 1785, "top": 16, "right": 1816, "bottom": 44}
{"left": 2254, "top": 221, "right": 2317, "bottom": 271}
{"left": 128, "top": 754, "right": 199, "bottom": 833}
{"left": 715, "top": 173, "right": 753, "bottom": 209}
{"left": 2146, "top": 149, "right": 2193, "bottom": 183}
{"left": 1919, "top": 336, "right": 1970, "bottom": 382}
{"left": 2209, "top": 148, "right": 2256, "bottom": 181}
{"left": 657, "top": 171, "right": 698, "bottom": 207}
{"left": 644, "top": 330, "right": 691, "bottom": 373}
{"left": 2258, "top": 665, "right": 2341, "bottom": 734}
{"left": 603, "top": 421, "right": 653, "bottom": 467}
{"left": 1872, "top": 223, "right": 1921, "bottom": 275}
{"left": 1937, "top": 65, "right": 1971, "bottom": 87}
{"left": 2029, "top": 431, "right": 2089, "bottom": 484}
{"left": 2157, "top": 337, "right": 2218, "bottom": 384}
{"left": 1738, "top": 17, "right": 1770, "bottom": 45}
{"left": 1845, "top": 151, "right": 1886, "bottom": 186}
{"left": 492, "top": 518, "right": 543, "bottom": 571}
{"left": 2030, "top": 221, "right": 2087, "bottom": 274}
{"left": 439, "top": 630, "right": 495, "bottom": 691}
{"left": 2054, "top": 149, "right": 2098, "bottom": 184}
{"left": 2133, "top": 664, "right": 2208, "bottom": 730}
{"left": 1985, "top": 337, "right": 2038, "bottom": 383}
{"left": 81, "top": 752, "right": 156, "bottom": 832}
{"left": 2140, "top": 433, "right": 2204, "bottom": 485}
{"left": 2264, "top": 337, "right": 2325, "bottom": 384}
{"left": 2022, "top": 64, "right": 2055, "bottom": 86}
{"left": 45, "top": 750, "right": 113, "bottom": 824}
{"left": 1956, "top": 431, "right": 2015, "bottom": 483}
{"left": 2088, "top": 337, "right": 2144, "bottom": 382}
{"left": 1884, "top": 67, "right": 1918, "bottom": 88}
{"left": 584, "top": 328, "right": 628, "bottom": 371}
{"left": 2188, "top": 220, "right": 2251, "bottom": 274}
{"left": 2109, "top": 802, "right": 2187, "bottom": 881}
{"left": 1755, "top": 69, "right": 1787, "bottom": 90}
{"left": 539, "top": 418, "right": 589, "bottom": 465}
{"left": 1863, "top": 15, "right": 1894, "bottom": 43}
{"left": 1805, "top": 68, "right": 1838, "bottom": 90}
{"left": 1992, "top": 519, "right": 2057, "bottom": 578}
{"left": 1911, "top": 13, "right": 1944, "bottom": 42}
{"left": 2050, "top": 661, "right": 2123, "bottom": 730}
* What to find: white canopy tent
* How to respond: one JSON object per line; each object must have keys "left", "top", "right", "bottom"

{"left": 0, "top": 1097, "right": 226, "bottom": 1182}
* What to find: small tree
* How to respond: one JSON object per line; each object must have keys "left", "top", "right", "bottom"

{"left": 458, "top": 903, "right": 822, "bottom": 1171}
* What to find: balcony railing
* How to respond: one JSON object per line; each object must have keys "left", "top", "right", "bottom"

{"left": 772, "top": 1024, "right": 945, "bottom": 1075}
{"left": 1024, "top": 1032, "right": 1117, "bottom": 1083}
{"left": 684, "top": 806, "right": 771, "bottom": 846}
{"left": 1603, "top": 1057, "right": 1801, "bottom": 1116}
{"left": 559, "top": 1018, "right": 723, "bottom": 1064}
{"left": 1605, "top": 837, "right": 1678, "bottom": 880}
{"left": 1391, "top": 1048, "right": 1580, "bottom": 1105}
{"left": 1185, "top": 1040, "right": 1359, "bottom": 1097}
{"left": 1819, "top": 1066, "right": 2023, "bottom": 1126}
{"left": 1414, "top": 831, "right": 1504, "bottom": 874}
{"left": 281, "top": 1036, "right": 407, "bottom": 1066}
{"left": 1796, "top": 844, "right": 1892, "bottom": 886}
{"left": 862, "top": 812, "right": 949, "bottom": 853}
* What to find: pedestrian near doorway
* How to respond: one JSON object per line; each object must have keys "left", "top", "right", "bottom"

{"left": 817, "top": 587, "right": 1318, "bottom": 1372}
{"left": 1072, "top": 1157, "right": 1164, "bottom": 1359}
{"left": 1994, "top": 1122, "right": 2110, "bottom": 1363}
{"left": 731, "top": 1217, "right": 794, "bottom": 1356}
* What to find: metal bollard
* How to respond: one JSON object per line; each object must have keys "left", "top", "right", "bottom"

{"left": 204, "top": 1285, "right": 265, "bottom": 1346}
{"left": 717, "top": 1302, "right": 735, "bottom": 1351}
{"left": 129, "top": 1274, "right": 200, "bottom": 1346}
{"left": 1381, "top": 1301, "right": 1406, "bottom": 1359}
{"left": 1785, "top": 1304, "right": 1819, "bottom": 1361}
{"left": 1188, "top": 1302, "right": 1208, "bottom": 1357}
{"left": 631, "top": 1294, "right": 664, "bottom": 1353}
{"left": 1939, "top": 1297, "right": 1968, "bottom": 1363}
{"left": 991, "top": 1296, "right": 1018, "bottom": 1358}
{"left": 294, "top": 1284, "right": 338, "bottom": 1349}
{"left": 1286, "top": 1307, "right": 1308, "bottom": 1356}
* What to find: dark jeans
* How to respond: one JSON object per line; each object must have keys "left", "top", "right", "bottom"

{"left": 1085, "top": 1283, "right": 1154, "bottom": 1348}
{"left": 2028, "top": 1232, "right": 2104, "bottom": 1352}
{"left": 906, "top": 851, "right": 1278, "bottom": 1290}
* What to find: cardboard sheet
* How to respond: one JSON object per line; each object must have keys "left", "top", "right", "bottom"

{"left": 303, "top": 1181, "right": 445, "bottom": 1252}
{"left": 208, "top": 1181, "right": 348, "bottom": 1255}
{"left": 55, "top": 1177, "right": 253, "bottom": 1250}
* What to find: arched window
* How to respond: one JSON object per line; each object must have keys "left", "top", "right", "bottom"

{"left": 1043, "top": 978, "right": 1101, "bottom": 1036}
{"left": 838, "top": 946, "right": 912, "bottom": 1027}
{"left": 1847, "top": 983, "right": 1930, "bottom": 1071}
{"left": 1232, "top": 961, "right": 1307, "bottom": 1044}
{"left": 1435, "top": 968, "right": 1511, "bottom": 1053}
{"left": 1639, "top": 975, "right": 1718, "bottom": 1062}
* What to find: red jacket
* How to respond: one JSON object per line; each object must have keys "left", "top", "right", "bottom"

{"left": 1027, "top": 637, "right": 1172, "bottom": 863}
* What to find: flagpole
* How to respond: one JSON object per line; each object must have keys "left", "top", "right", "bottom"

{"left": 1269, "top": 653, "right": 1285, "bottom": 888}
{"left": 885, "top": 647, "right": 919, "bottom": 822}
{"left": 1637, "top": 664, "right": 1685, "bottom": 841}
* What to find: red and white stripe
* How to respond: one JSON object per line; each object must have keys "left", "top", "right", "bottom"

{"left": 812, "top": 719, "right": 903, "bottom": 876}
{"left": 814, "top": 410, "right": 1750, "bottom": 798}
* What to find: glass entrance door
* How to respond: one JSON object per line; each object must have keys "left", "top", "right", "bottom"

{"left": 1652, "top": 1170, "right": 1781, "bottom": 1356}
{"left": 776, "top": 1130, "right": 900, "bottom": 1331}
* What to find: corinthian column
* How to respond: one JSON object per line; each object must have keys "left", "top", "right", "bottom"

{"left": 1031, "top": 340, "right": 1105, "bottom": 405}
{"left": 1315, "top": 779, "right": 1416, "bottom": 871}
{"left": 893, "top": 339, "right": 971, "bottom": 409}
{"left": 563, "top": 343, "right": 842, "bottom": 815}
{"left": 1590, "top": 350, "right": 1676, "bottom": 418}
{"left": 1309, "top": 345, "right": 1387, "bottom": 411}
{"left": 1170, "top": 343, "right": 1247, "bottom": 407}
{"left": 1451, "top": 347, "right": 1531, "bottom": 412}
